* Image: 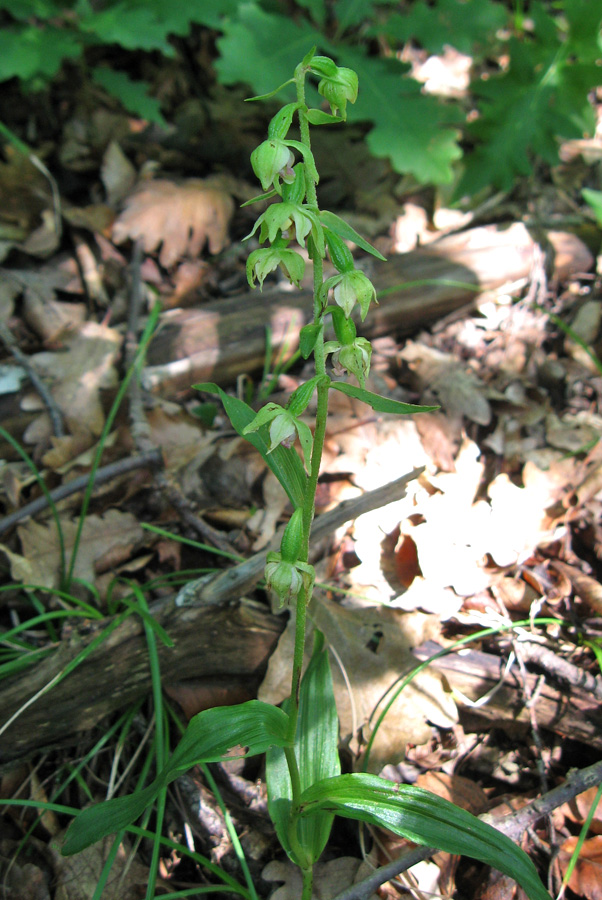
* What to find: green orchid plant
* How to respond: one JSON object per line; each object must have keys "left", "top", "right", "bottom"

{"left": 61, "top": 50, "right": 551, "bottom": 900}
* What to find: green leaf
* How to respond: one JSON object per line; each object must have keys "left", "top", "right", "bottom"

{"left": 0, "top": 25, "right": 81, "bottom": 83}
{"left": 306, "top": 108, "right": 343, "bottom": 125}
{"left": 337, "top": 48, "right": 463, "bottom": 185}
{"left": 320, "top": 211, "right": 386, "bottom": 261}
{"left": 267, "top": 631, "right": 340, "bottom": 864}
{"left": 582, "top": 188, "right": 602, "bottom": 227}
{"left": 300, "top": 774, "right": 551, "bottom": 900}
{"left": 287, "top": 375, "right": 328, "bottom": 416}
{"left": 381, "top": 0, "right": 507, "bottom": 57}
{"left": 63, "top": 701, "right": 289, "bottom": 856}
{"left": 193, "top": 383, "right": 307, "bottom": 509}
{"left": 91, "top": 68, "right": 167, "bottom": 127}
{"left": 240, "top": 188, "right": 279, "bottom": 207}
{"left": 455, "top": 3, "right": 601, "bottom": 195}
{"left": 330, "top": 382, "right": 438, "bottom": 415}
{"left": 216, "top": 4, "right": 329, "bottom": 104}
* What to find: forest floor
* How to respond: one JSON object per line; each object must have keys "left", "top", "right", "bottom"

{"left": 0, "top": 39, "right": 602, "bottom": 900}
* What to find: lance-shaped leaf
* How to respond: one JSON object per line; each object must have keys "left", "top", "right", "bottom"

{"left": 267, "top": 631, "right": 340, "bottom": 865}
{"left": 330, "top": 381, "right": 438, "bottom": 414}
{"left": 320, "top": 210, "right": 386, "bottom": 261}
{"left": 193, "top": 383, "right": 307, "bottom": 509}
{"left": 300, "top": 774, "right": 550, "bottom": 900}
{"left": 63, "top": 702, "right": 290, "bottom": 856}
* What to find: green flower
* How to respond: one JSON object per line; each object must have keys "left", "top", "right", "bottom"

{"left": 242, "top": 402, "right": 313, "bottom": 472}
{"left": 321, "top": 269, "right": 377, "bottom": 319}
{"left": 246, "top": 201, "right": 318, "bottom": 249}
{"left": 317, "top": 68, "right": 358, "bottom": 118}
{"left": 246, "top": 246, "right": 305, "bottom": 290}
{"left": 324, "top": 335, "right": 372, "bottom": 388}
{"left": 251, "top": 139, "right": 295, "bottom": 191}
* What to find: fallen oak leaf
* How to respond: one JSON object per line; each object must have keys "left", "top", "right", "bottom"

{"left": 112, "top": 177, "right": 235, "bottom": 267}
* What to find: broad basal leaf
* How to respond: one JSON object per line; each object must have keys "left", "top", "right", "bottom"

{"left": 267, "top": 631, "right": 340, "bottom": 864}
{"left": 194, "top": 383, "right": 307, "bottom": 509}
{"left": 300, "top": 774, "right": 551, "bottom": 900}
{"left": 330, "top": 381, "right": 438, "bottom": 415}
{"left": 63, "top": 701, "right": 289, "bottom": 856}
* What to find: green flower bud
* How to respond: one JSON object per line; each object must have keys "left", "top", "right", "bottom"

{"left": 264, "top": 551, "right": 315, "bottom": 608}
{"left": 337, "top": 337, "right": 372, "bottom": 388}
{"left": 317, "top": 67, "right": 358, "bottom": 118}
{"left": 251, "top": 139, "right": 295, "bottom": 191}
{"left": 280, "top": 507, "right": 304, "bottom": 563}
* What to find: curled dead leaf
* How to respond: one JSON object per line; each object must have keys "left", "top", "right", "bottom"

{"left": 112, "top": 177, "right": 234, "bottom": 267}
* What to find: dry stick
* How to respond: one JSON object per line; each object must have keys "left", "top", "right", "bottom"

{"left": 0, "top": 319, "right": 65, "bottom": 438}
{"left": 0, "top": 448, "right": 164, "bottom": 536}
{"left": 516, "top": 639, "right": 602, "bottom": 701}
{"left": 332, "top": 759, "right": 602, "bottom": 900}
{"left": 125, "top": 243, "right": 237, "bottom": 557}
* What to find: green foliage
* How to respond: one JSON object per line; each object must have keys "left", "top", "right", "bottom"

{"left": 455, "top": 0, "right": 602, "bottom": 194}
{"left": 300, "top": 774, "right": 551, "bottom": 900}
{"left": 266, "top": 631, "right": 340, "bottom": 864}
{"left": 62, "top": 701, "right": 290, "bottom": 855}
{"left": 1, "top": 0, "right": 599, "bottom": 192}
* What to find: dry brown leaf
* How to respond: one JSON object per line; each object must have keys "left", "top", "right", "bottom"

{"left": 0, "top": 510, "right": 144, "bottom": 590}
{"left": 559, "top": 835, "right": 602, "bottom": 900}
{"left": 112, "top": 177, "right": 234, "bottom": 267}
{"left": 51, "top": 833, "right": 148, "bottom": 900}
{"left": 263, "top": 857, "right": 378, "bottom": 900}
{"left": 28, "top": 320, "right": 121, "bottom": 440}
{"left": 416, "top": 771, "right": 488, "bottom": 815}
{"left": 400, "top": 341, "right": 491, "bottom": 425}
{"left": 561, "top": 787, "right": 602, "bottom": 834}
{"left": 258, "top": 596, "right": 453, "bottom": 772}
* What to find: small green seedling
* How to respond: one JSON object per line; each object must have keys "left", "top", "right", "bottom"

{"left": 62, "top": 50, "right": 551, "bottom": 900}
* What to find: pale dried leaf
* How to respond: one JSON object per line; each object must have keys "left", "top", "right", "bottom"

{"left": 101, "top": 140, "right": 137, "bottom": 206}
{"left": 29, "top": 321, "right": 121, "bottom": 439}
{"left": 0, "top": 511, "right": 143, "bottom": 590}
{"left": 51, "top": 833, "right": 148, "bottom": 900}
{"left": 263, "top": 856, "right": 377, "bottom": 900}
{"left": 112, "top": 178, "right": 234, "bottom": 267}
{"left": 259, "top": 596, "right": 452, "bottom": 772}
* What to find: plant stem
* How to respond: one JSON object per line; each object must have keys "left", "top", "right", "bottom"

{"left": 282, "top": 63, "right": 334, "bottom": 888}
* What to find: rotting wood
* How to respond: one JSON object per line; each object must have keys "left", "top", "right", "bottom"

{"left": 142, "top": 224, "right": 591, "bottom": 395}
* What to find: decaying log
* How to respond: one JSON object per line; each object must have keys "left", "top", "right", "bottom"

{"left": 143, "top": 224, "right": 589, "bottom": 395}
{"left": 0, "top": 472, "right": 419, "bottom": 766}
{"left": 413, "top": 641, "right": 602, "bottom": 749}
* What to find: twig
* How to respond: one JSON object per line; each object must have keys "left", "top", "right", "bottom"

{"left": 0, "top": 449, "right": 164, "bottom": 536}
{"left": 331, "top": 758, "right": 602, "bottom": 900}
{"left": 517, "top": 639, "right": 602, "bottom": 701}
{"left": 0, "top": 320, "right": 65, "bottom": 438}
